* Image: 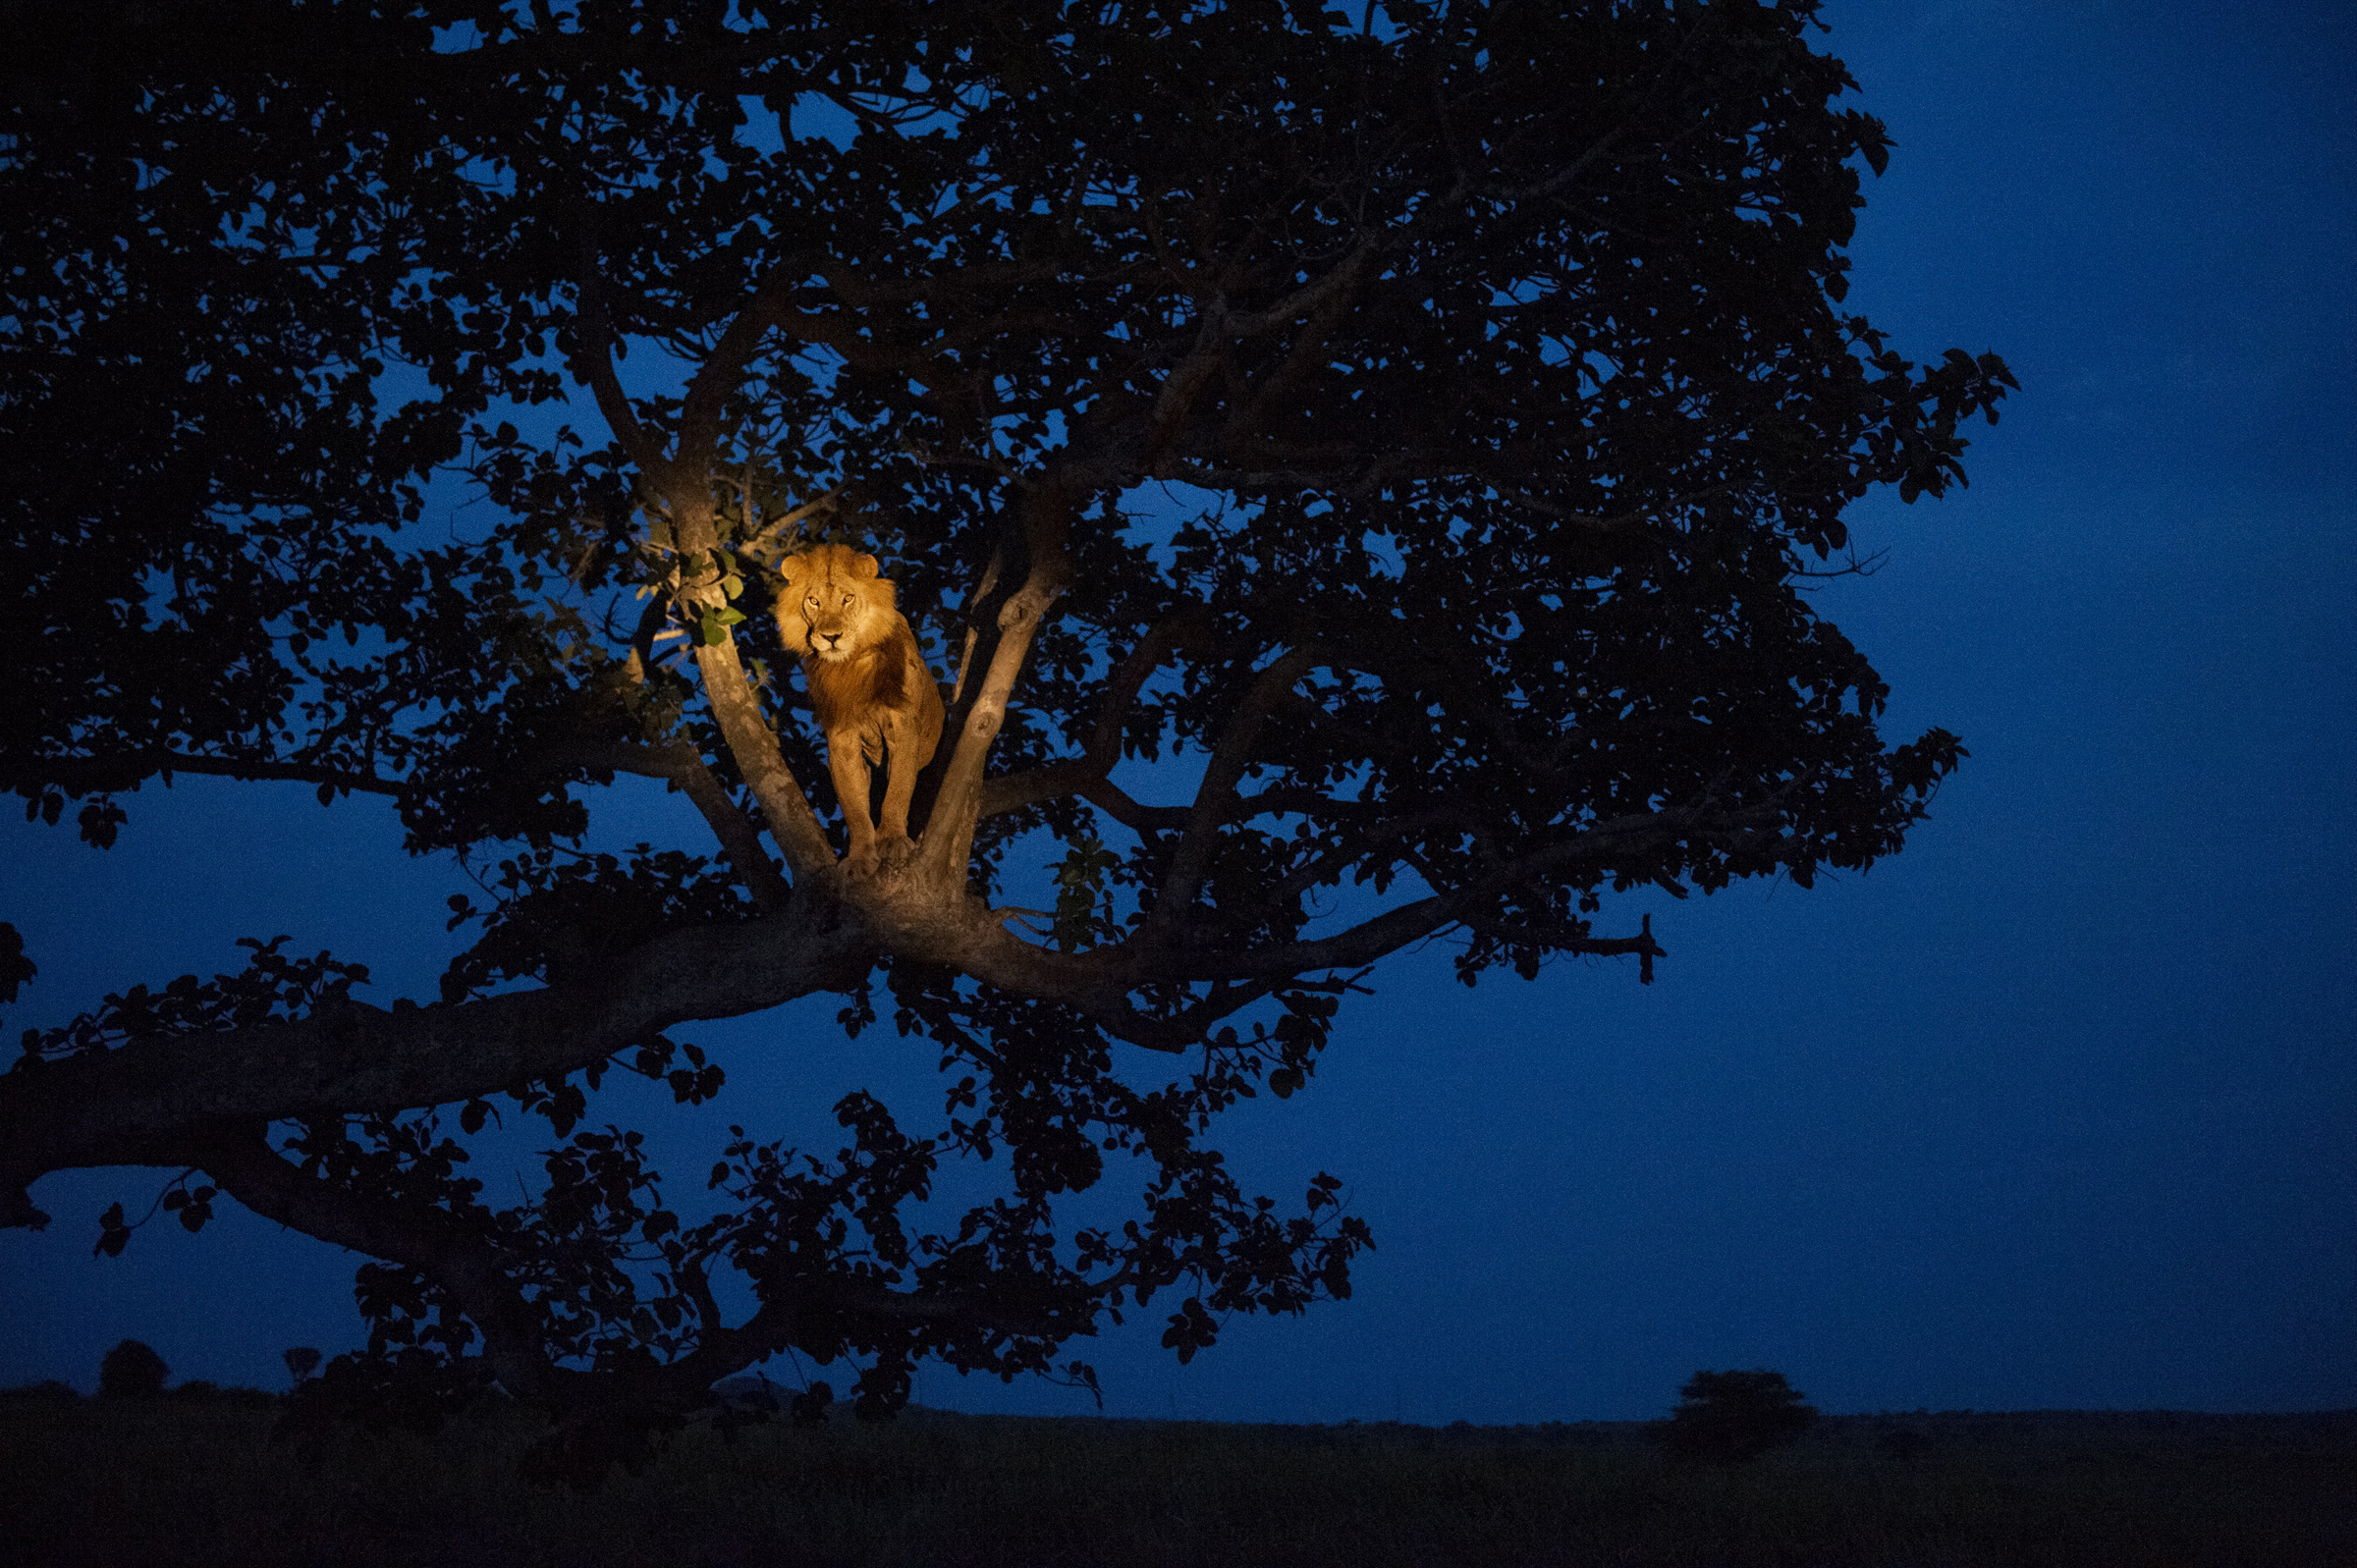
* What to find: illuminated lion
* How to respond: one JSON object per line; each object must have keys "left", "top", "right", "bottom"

{"left": 773, "top": 543, "right": 945, "bottom": 873}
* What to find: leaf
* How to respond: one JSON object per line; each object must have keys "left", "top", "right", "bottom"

{"left": 93, "top": 1202, "right": 130, "bottom": 1260}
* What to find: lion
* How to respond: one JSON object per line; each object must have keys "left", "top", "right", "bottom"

{"left": 773, "top": 543, "right": 945, "bottom": 874}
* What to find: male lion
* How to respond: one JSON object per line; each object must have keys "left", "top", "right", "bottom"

{"left": 773, "top": 543, "right": 945, "bottom": 874}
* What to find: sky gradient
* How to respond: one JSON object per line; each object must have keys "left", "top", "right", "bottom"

{"left": 3, "top": 0, "right": 2351, "bottom": 1424}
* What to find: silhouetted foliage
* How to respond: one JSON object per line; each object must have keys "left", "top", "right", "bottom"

{"left": 2, "top": 0, "right": 2004, "bottom": 1484}
{"left": 790, "top": 1380, "right": 835, "bottom": 1429}
{"left": 98, "top": 1339, "right": 169, "bottom": 1400}
{"left": 281, "top": 1347, "right": 322, "bottom": 1388}
{"left": 1663, "top": 1369, "right": 1819, "bottom": 1464}
{"left": 0, "top": 922, "right": 31, "bottom": 1004}
{"left": 275, "top": 1346, "right": 502, "bottom": 1441}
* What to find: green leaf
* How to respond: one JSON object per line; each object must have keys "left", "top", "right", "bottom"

{"left": 693, "top": 608, "right": 746, "bottom": 645}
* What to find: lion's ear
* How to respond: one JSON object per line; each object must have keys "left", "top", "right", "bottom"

{"left": 850, "top": 553, "right": 882, "bottom": 579}
{"left": 776, "top": 551, "right": 807, "bottom": 585}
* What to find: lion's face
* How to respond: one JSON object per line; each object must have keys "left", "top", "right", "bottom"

{"left": 776, "top": 543, "right": 899, "bottom": 664}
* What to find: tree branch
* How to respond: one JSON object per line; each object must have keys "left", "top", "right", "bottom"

{"left": 1265, "top": 804, "right": 1486, "bottom": 908}
{"left": 0, "top": 912, "right": 870, "bottom": 1228}
{"left": 592, "top": 269, "right": 837, "bottom": 881}
{"left": 977, "top": 609, "right": 1207, "bottom": 820}
{"left": 572, "top": 232, "right": 677, "bottom": 490}
{"left": 590, "top": 742, "right": 792, "bottom": 910}
{"left": 1145, "top": 808, "right": 1714, "bottom": 982}
{"left": 1, "top": 752, "right": 402, "bottom": 798}
{"left": 677, "top": 270, "right": 797, "bottom": 473}
{"left": 687, "top": 610, "right": 837, "bottom": 882}
{"left": 1140, "top": 644, "right": 1327, "bottom": 942}
{"left": 918, "top": 481, "right": 1076, "bottom": 883}
{"left": 190, "top": 1126, "right": 566, "bottom": 1403}
{"left": 1464, "top": 910, "right": 1667, "bottom": 984}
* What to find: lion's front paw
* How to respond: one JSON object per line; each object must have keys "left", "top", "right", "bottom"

{"left": 843, "top": 839, "right": 884, "bottom": 878}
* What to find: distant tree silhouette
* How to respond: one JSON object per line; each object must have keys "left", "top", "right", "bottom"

{"left": 282, "top": 1347, "right": 322, "bottom": 1388}
{"left": 1663, "top": 1369, "right": 1818, "bottom": 1464}
{"left": 99, "top": 1338, "right": 169, "bottom": 1399}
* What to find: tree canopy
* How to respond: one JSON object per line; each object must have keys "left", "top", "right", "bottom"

{"left": 0, "top": 0, "right": 2009, "bottom": 1480}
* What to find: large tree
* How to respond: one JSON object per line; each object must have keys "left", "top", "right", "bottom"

{"left": 0, "top": 0, "right": 2008, "bottom": 1478}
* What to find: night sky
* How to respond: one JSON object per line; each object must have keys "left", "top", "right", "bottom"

{"left": 4, "top": 1, "right": 2351, "bottom": 1424}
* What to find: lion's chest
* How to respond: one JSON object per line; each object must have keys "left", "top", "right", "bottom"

{"left": 804, "top": 639, "right": 914, "bottom": 760}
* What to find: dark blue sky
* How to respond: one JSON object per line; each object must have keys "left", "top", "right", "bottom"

{"left": 4, "top": 1, "right": 2351, "bottom": 1422}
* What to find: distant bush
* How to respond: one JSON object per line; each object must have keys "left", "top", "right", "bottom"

{"left": 791, "top": 1380, "right": 834, "bottom": 1429}
{"left": 5, "top": 1379, "right": 81, "bottom": 1402}
{"left": 1662, "top": 1369, "right": 1818, "bottom": 1465}
{"left": 99, "top": 1339, "right": 170, "bottom": 1399}
{"left": 282, "top": 1347, "right": 322, "bottom": 1389}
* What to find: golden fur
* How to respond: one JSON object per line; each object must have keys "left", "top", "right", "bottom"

{"left": 773, "top": 543, "right": 945, "bottom": 872}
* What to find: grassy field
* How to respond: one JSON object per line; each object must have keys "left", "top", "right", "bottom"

{"left": 2, "top": 1388, "right": 2350, "bottom": 1568}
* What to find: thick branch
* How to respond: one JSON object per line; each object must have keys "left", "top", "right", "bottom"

{"left": 942, "top": 804, "right": 1714, "bottom": 1052}
{"left": 685, "top": 599, "right": 837, "bottom": 882}
{"left": 0, "top": 910, "right": 869, "bottom": 1227}
{"left": 2, "top": 752, "right": 402, "bottom": 797}
{"left": 624, "top": 416, "right": 834, "bottom": 879}
{"left": 919, "top": 482, "right": 1076, "bottom": 882}
{"left": 943, "top": 919, "right": 1195, "bottom": 1054}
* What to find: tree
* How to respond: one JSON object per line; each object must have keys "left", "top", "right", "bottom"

{"left": 0, "top": 0, "right": 2008, "bottom": 1480}
{"left": 283, "top": 1347, "right": 324, "bottom": 1389}
{"left": 99, "top": 1339, "right": 171, "bottom": 1400}
{"left": 1662, "top": 1368, "right": 1818, "bottom": 1464}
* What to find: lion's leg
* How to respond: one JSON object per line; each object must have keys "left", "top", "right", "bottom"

{"left": 827, "top": 732, "right": 879, "bottom": 872}
{"left": 876, "top": 710, "right": 921, "bottom": 849}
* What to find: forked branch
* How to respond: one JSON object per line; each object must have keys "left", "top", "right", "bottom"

{"left": 1141, "top": 644, "right": 1329, "bottom": 941}
{"left": 978, "top": 608, "right": 1209, "bottom": 821}
{"left": 591, "top": 742, "right": 792, "bottom": 911}
{"left": 919, "top": 480, "right": 1078, "bottom": 882}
